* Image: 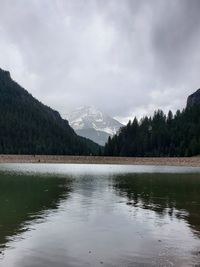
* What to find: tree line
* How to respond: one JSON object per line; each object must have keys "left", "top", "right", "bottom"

{"left": 104, "top": 105, "right": 200, "bottom": 157}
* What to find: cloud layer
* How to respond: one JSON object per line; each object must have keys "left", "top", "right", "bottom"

{"left": 0, "top": 0, "right": 200, "bottom": 123}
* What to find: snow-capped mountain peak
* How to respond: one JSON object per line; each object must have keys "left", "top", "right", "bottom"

{"left": 68, "top": 106, "right": 123, "bottom": 135}
{"left": 66, "top": 106, "right": 123, "bottom": 145}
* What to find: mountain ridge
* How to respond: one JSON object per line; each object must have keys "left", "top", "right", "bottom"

{"left": 187, "top": 88, "right": 200, "bottom": 108}
{"left": 0, "top": 67, "right": 99, "bottom": 155}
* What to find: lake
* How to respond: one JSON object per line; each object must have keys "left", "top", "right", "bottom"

{"left": 0, "top": 163, "right": 200, "bottom": 266}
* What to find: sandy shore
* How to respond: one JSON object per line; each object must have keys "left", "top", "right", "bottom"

{"left": 0, "top": 155, "right": 199, "bottom": 167}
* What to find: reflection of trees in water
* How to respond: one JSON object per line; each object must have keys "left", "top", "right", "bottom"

{"left": 112, "top": 173, "right": 200, "bottom": 236}
{"left": 0, "top": 173, "right": 73, "bottom": 250}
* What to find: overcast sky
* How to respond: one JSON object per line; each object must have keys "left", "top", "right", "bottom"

{"left": 0, "top": 0, "right": 200, "bottom": 123}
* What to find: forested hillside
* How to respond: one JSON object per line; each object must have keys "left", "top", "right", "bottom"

{"left": 105, "top": 95, "right": 200, "bottom": 157}
{"left": 0, "top": 68, "right": 99, "bottom": 155}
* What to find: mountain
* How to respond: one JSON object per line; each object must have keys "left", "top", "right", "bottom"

{"left": 0, "top": 68, "right": 99, "bottom": 155}
{"left": 75, "top": 128, "right": 110, "bottom": 147}
{"left": 67, "top": 106, "right": 123, "bottom": 145}
{"left": 104, "top": 89, "right": 200, "bottom": 157}
{"left": 187, "top": 88, "right": 200, "bottom": 108}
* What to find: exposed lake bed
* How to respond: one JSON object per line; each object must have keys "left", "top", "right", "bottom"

{"left": 1, "top": 155, "right": 200, "bottom": 167}
{"left": 0, "top": 164, "right": 200, "bottom": 266}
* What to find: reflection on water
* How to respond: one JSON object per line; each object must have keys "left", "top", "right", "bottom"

{"left": 0, "top": 164, "right": 200, "bottom": 266}
{"left": 0, "top": 173, "right": 72, "bottom": 250}
{"left": 113, "top": 173, "right": 200, "bottom": 237}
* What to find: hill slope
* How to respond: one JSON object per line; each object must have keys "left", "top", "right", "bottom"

{"left": 0, "top": 68, "right": 99, "bottom": 155}
{"left": 105, "top": 90, "right": 200, "bottom": 157}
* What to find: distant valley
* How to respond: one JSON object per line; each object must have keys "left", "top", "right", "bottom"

{"left": 1, "top": 66, "right": 200, "bottom": 158}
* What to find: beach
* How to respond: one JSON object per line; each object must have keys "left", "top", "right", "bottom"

{"left": 0, "top": 155, "right": 200, "bottom": 167}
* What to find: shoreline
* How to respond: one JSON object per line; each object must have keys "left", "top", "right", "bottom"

{"left": 0, "top": 155, "right": 200, "bottom": 167}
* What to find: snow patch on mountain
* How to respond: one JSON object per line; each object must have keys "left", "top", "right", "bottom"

{"left": 67, "top": 106, "right": 123, "bottom": 135}
{"left": 66, "top": 106, "right": 123, "bottom": 145}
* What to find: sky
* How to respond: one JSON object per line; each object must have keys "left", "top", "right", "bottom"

{"left": 0, "top": 0, "right": 200, "bottom": 124}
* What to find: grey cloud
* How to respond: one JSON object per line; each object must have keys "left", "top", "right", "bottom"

{"left": 0, "top": 0, "right": 200, "bottom": 123}
{"left": 152, "top": 0, "right": 200, "bottom": 79}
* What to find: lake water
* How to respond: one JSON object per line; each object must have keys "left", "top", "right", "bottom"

{"left": 0, "top": 164, "right": 200, "bottom": 267}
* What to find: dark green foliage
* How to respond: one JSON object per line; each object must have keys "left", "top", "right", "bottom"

{"left": 104, "top": 106, "right": 200, "bottom": 157}
{"left": 0, "top": 68, "right": 99, "bottom": 155}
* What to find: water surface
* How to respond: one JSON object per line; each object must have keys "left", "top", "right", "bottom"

{"left": 0, "top": 164, "right": 200, "bottom": 266}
